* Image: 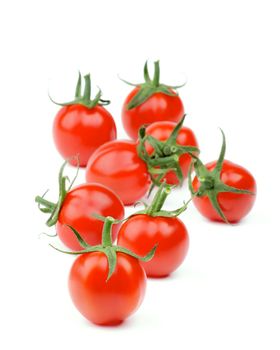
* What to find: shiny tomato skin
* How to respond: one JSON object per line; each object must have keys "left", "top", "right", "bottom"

{"left": 192, "top": 160, "right": 257, "bottom": 223}
{"left": 122, "top": 87, "right": 184, "bottom": 140}
{"left": 117, "top": 215, "right": 189, "bottom": 277}
{"left": 53, "top": 104, "right": 116, "bottom": 167}
{"left": 86, "top": 140, "right": 151, "bottom": 205}
{"left": 56, "top": 183, "right": 124, "bottom": 250}
{"left": 144, "top": 121, "right": 198, "bottom": 184}
{"left": 69, "top": 252, "right": 146, "bottom": 325}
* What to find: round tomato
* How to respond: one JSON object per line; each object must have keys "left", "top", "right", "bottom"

{"left": 36, "top": 165, "right": 125, "bottom": 251}
{"left": 53, "top": 104, "right": 116, "bottom": 167}
{"left": 192, "top": 160, "right": 256, "bottom": 223}
{"left": 122, "top": 87, "right": 184, "bottom": 140}
{"left": 118, "top": 215, "right": 189, "bottom": 277}
{"left": 56, "top": 183, "right": 124, "bottom": 250}
{"left": 121, "top": 60, "right": 185, "bottom": 140}
{"left": 69, "top": 251, "right": 146, "bottom": 325}
{"left": 86, "top": 140, "right": 151, "bottom": 205}
{"left": 144, "top": 120, "right": 198, "bottom": 184}
{"left": 51, "top": 73, "right": 116, "bottom": 167}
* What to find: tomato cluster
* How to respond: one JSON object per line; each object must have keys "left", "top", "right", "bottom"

{"left": 36, "top": 61, "right": 256, "bottom": 326}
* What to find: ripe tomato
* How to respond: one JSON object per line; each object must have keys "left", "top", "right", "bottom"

{"left": 117, "top": 215, "right": 189, "bottom": 277}
{"left": 52, "top": 73, "right": 116, "bottom": 167}
{"left": 56, "top": 183, "right": 124, "bottom": 250}
{"left": 86, "top": 140, "right": 151, "bottom": 205}
{"left": 53, "top": 104, "right": 116, "bottom": 167}
{"left": 60, "top": 216, "right": 155, "bottom": 326}
{"left": 122, "top": 88, "right": 184, "bottom": 140}
{"left": 121, "top": 60, "right": 185, "bottom": 140}
{"left": 36, "top": 163, "right": 125, "bottom": 251}
{"left": 192, "top": 160, "right": 256, "bottom": 223}
{"left": 144, "top": 120, "right": 198, "bottom": 184}
{"left": 69, "top": 252, "right": 146, "bottom": 325}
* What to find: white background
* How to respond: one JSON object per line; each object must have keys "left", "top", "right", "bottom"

{"left": 1, "top": 0, "right": 279, "bottom": 349}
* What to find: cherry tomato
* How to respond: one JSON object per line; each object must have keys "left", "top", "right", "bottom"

{"left": 117, "top": 215, "right": 189, "bottom": 277}
{"left": 56, "top": 183, "right": 124, "bottom": 250}
{"left": 144, "top": 121, "right": 198, "bottom": 184}
{"left": 86, "top": 140, "right": 151, "bottom": 205}
{"left": 122, "top": 87, "right": 184, "bottom": 140}
{"left": 53, "top": 104, "right": 116, "bottom": 167}
{"left": 192, "top": 160, "right": 256, "bottom": 223}
{"left": 69, "top": 252, "right": 146, "bottom": 325}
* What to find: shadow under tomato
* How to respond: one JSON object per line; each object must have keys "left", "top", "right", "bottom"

{"left": 147, "top": 274, "right": 170, "bottom": 279}
{"left": 82, "top": 318, "right": 125, "bottom": 329}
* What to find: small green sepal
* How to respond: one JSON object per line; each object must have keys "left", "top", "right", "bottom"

{"left": 133, "top": 182, "right": 191, "bottom": 218}
{"left": 121, "top": 60, "right": 186, "bottom": 109}
{"left": 49, "top": 72, "right": 110, "bottom": 109}
{"left": 188, "top": 129, "right": 255, "bottom": 223}
{"left": 50, "top": 216, "right": 157, "bottom": 281}
{"left": 35, "top": 159, "right": 79, "bottom": 227}
{"left": 137, "top": 115, "right": 199, "bottom": 188}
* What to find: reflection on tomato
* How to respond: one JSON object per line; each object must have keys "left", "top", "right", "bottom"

{"left": 192, "top": 160, "right": 256, "bottom": 223}
{"left": 118, "top": 215, "right": 189, "bottom": 277}
{"left": 56, "top": 183, "right": 124, "bottom": 250}
{"left": 69, "top": 252, "right": 146, "bottom": 325}
{"left": 86, "top": 140, "right": 151, "bottom": 205}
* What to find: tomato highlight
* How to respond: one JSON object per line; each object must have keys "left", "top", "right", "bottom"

{"left": 35, "top": 161, "right": 125, "bottom": 250}
{"left": 52, "top": 73, "right": 116, "bottom": 167}
{"left": 51, "top": 216, "right": 156, "bottom": 325}
{"left": 86, "top": 117, "right": 199, "bottom": 205}
{"left": 121, "top": 61, "right": 185, "bottom": 140}
{"left": 118, "top": 183, "right": 190, "bottom": 277}
{"left": 189, "top": 130, "right": 256, "bottom": 223}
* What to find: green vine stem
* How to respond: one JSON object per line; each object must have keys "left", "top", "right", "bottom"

{"left": 35, "top": 160, "right": 79, "bottom": 227}
{"left": 188, "top": 129, "right": 255, "bottom": 223}
{"left": 133, "top": 182, "right": 191, "bottom": 218}
{"left": 137, "top": 115, "right": 200, "bottom": 188}
{"left": 120, "top": 60, "right": 186, "bottom": 109}
{"left": 50, "top": 216, "right": 157, "bottom": 281}
{"left": 49, "top": 72, "right": 110, "bottom": 108}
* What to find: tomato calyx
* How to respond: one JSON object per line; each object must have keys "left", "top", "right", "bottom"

{"left": 137, "top": 115, "right": 199, "bottom": 187}
{"left": 134, "top": 182, "right": 190, "bottom": 218}
{"left": 188, "top": 129, "right": 255, "bottom": 223}
{"left": 121, "top": 60, "right": 186, "bottom": 110}
{"left": 49, "top": 72, "right": 110, "bottom": 109}
{"left": 50, "top": 216, "right": 157, "bottom": 281}
{"left": 35, "top": 160, "right": 79, "bottom": 227}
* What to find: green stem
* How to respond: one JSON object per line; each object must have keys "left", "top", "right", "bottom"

{"left": 148, "top": 154, "right": 178, "bottom": 167}
{"left": 35, "top": 196, "right": 56, "bottom": 210}
{"left": 146, "top": 184, "right": 171, "bottom": 215}
{"left": 83, "top": 74, "right": 91, "bottom": 101}
{"left": 75, "top": 72, "right": 82, "bottom": 98}
{"left": 101, "top": 217, "right": 115, "bottom": 247}
{"left": 153, "top": 186, "right": 171, "bottom": 212}
{"left": 152, "top": 61, "right": 160, "bottom": 86}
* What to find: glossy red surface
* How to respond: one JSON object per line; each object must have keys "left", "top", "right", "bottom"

{"left": 118, "top": 215, "right": 189, "bottom": 277}
{"left": 69, "top": 252, "right": 146, "bottom": 325}
{"left": 192, "top": 160, "right": 257, "bottom": 222}
{"left": 56, "top": 183, "right": 124, "bottom": 250}
{"left": 53, "top": 104, "right": 116, "bottom": 167}
{"left": 122, "top": 87, "right": 184, "bottom": 140}
{"left": 86, "top": 140, "right": 151, "bottom": 205}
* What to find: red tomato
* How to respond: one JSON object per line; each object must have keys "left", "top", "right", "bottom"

{"left": 117, "top": 215, "right": 189, "bottom": 277}
{"left": 56, "top": 183, "right": 124, "bottom": 250}
{"left": 122, "top": 87, "right": 184, "bottom": 140}
{"left": 192, "top": 160, "right": 256, "bottom": 223}
{"left": 86, "top": 140, "right": 151, "bottom": 205}
{"left": 144, "top": 121, "right": 198, "bottom": 184}
{"left": 53, "top": 104, "right": 116, "bottom": 167}
{"left": 69, "top": 252, "right": 146, "bottom": 325}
